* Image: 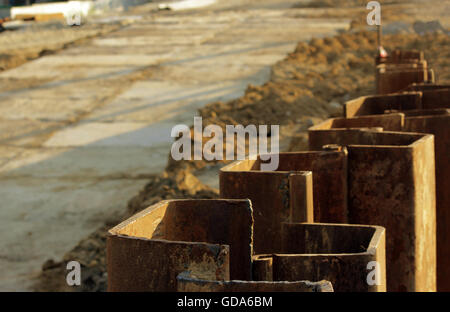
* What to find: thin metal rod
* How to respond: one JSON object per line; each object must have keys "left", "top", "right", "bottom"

{"left": 377, "top": 24, "right": 382, "bottom": 48}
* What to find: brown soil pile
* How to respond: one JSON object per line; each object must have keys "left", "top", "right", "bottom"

{"left": 34, "top": 28, "right": 450, "bottom": 291}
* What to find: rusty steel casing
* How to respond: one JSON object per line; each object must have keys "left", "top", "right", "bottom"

{"left": 307, "top": 129, "right": 436, "bottom": 292}
{"left": 219, "top": 160, "right": 313, "bottom": 254}
{"left": 403, "top": 83, "right": 450, "bottom": 92}
{"left": 345, "top": 91, "right": 449, "bottom": 117}
{"left": 107, "top": 235, "right": 230, "bottom": 292}
{"left": 344, "top": 93, "right": 422, "bottom": 117}
{"left": 264, "top": 150, "right": 348, "bottom": 223}
{"left": 341, "top": 95, "right": 449, "bottom": 291}
{"left": 107, "top": 199, "right": 253, "bottom": 291}
{"left": 376, "top": 49, "right": 424, "bottom": 66}
{"left": 252, "top": 223, "right": 386, "bottom": 292}
{"left": 176, "top": 271, "right": 333, "bottom": 292}
{"left": 376, "top": 64, "right": 434, "bottom": 95}
{"left": 420, "top": 89, "right": 450, "bottom": 109}
{"left": 313, "top": 113, "right": 405, "bottom": 133}
{"left": 403, "top": 113, "right": 450, "bottom": 291}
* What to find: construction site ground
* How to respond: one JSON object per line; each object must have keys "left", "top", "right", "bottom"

{"left": 0, "top": 0, "right": 448, "bottom": 291}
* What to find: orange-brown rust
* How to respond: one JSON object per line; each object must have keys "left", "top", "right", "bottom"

{"left": 306, "top": 128, "right": 436, "bottom": 292}
{"left": 219, "top": 159, "right": 313, "bottom": 254}
{"left": 340, "top": 91, "right": 449, "bottom": 291}
{"left": 107, "top": 199, "right": 253, "bottom": 291}
{"left": 257, "top": 223, "right": 386, "bottom": 292}
{"left": 177, "top": 271, "right": 334, "bottom": 292}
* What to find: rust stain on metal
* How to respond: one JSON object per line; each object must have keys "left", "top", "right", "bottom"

{"left": 375, "top": 50, "right": 434, "bottom": 94}
{"left": 344, "top": 91, "right": 449, "bottom": 118}
{"left": 307, "top": 126, "right": 437, "bottom": 292}
{"left": 254, "top": 223, "right": 386, "bottom": 292}
{"left": 107, "top": 199, "right": 253, "bottom": 291}
{"left": 338, "top": 90, "right": 449, "bottom": 291}
{"left": 219, "top": 159, "right": 313, "bottom": 254}
{"left": 275, "top": 151, "right": 348, "bottom": 223}
{"left": 177, "top": 271, "right": 333, "bottom": 292}
{"left": 344, "top": 93, "right": 422, "bottom": 117}
{"left": 376, "top": 49, "right": 424, "bottom": 66}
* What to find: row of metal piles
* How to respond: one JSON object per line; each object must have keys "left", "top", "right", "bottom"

{"left": 106, "top": 50, "right": 449, "bottom": 292}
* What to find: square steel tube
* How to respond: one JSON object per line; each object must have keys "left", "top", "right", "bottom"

{"left": 107, "top": 199, "right": 253, "bottom": 291}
